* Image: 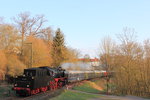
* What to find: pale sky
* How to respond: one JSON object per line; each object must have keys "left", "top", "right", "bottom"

{"left": 1, "top": 0, "right": 150, "bottom": 57}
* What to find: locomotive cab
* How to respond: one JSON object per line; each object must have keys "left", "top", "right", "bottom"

{"left": 13, "top": 69, "right": 36, "bottom": 95}
{"left": 15, "top": 69, "right": 36, "bottom": 88}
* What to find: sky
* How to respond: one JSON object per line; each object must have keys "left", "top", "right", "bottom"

{"left": 0, "top": 0, "right": 150, "bottom": 57}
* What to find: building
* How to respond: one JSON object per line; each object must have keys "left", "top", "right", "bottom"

{"left": 78, "top": 58, "right": 100, "bottom": 67}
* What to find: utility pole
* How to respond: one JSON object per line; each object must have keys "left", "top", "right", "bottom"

{"left": 30, "top": 43, "right": 33, "bottom": 68}
{"left": 24, "top": 43, "right": 33, "bottom": 68}
{"left": 105, "top": 60, "right": 109, "bottom": 95}
{"left": 106, "top": 74, "right": 110, "bottom": 95}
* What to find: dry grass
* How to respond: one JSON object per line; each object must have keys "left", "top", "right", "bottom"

{"left": 86, "top": 81, "right": 103, "bottom": 91}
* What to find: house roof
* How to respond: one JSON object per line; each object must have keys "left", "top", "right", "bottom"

{"left": 78, "top": 58, "right": 99, "bottom": 62}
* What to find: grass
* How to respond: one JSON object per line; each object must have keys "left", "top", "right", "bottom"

{"left": 73, "top": 82, "right": 101, "bottom": 94}
{"left": 50, "top": 90, "right": 99, "bottom": 100}
{"left": 0, "top": 85, "right": 13, "bottom": 98}
{"left": 49, "top": 80, "right": 122, "bottom": 100}
{"left": 72, "top": 79, "right": 107, "bottom": 94}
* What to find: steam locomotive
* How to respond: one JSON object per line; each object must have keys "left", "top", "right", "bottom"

{"left": 13, "top": 66, "right": 108, "bottom": 96}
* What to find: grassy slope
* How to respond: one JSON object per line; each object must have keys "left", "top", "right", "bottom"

{"left": 50, "top": 79, "right": 107, "bottom": 100}
{"left": 73, "top": 82, "right": 101, "bottom": 94}
{"left": 72, "top": 79, "right": 106, "bottom": 94}
{"left": 50, "top": 90, "right": 99, "bottom": 100}
{"left": 0, "top": 85, "right": 13, "bottom": 98}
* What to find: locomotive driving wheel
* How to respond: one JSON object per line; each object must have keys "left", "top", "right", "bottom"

{"left": 50, "top": 81, "right": 57, "bottom": 90}
{"left": 58, "top": 80, "right": 63, "bottom": 88}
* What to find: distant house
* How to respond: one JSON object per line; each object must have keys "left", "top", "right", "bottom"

{"left": 61, "top": 58, "right": 102, "bottom": 71}
{"left": 78, "top": 58, "right": 100, "bottom": 67}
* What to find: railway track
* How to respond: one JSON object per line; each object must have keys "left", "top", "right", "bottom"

{"left": 4, "top": 85, "right": 69, "bottom": 100}
{"left": 3, "top": 79, "right": 100, "bottom": 100}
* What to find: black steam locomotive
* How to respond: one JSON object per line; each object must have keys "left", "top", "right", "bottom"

{"left": 13, "top": 66, "right": 68, "bottom": 96}
{"left": 13, "top": 66, "right": 108, "bottom": 96}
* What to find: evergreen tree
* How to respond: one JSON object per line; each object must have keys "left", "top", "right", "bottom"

{"left": 52, "top": 28, "right": 66, "bottom": 67}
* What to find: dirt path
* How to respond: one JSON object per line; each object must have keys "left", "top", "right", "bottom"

{"left": 90, "top": 95, "right": 150, "bottom": 100}
{"left": 69, "top": 89, "right": 150, "bottom": 100}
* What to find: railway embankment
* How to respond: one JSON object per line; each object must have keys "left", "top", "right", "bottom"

{"left": 49, "top": 79, "right": 150, "bottom": 100}
{"left": 1, "top": 79, "right": 150, "bottom": 100}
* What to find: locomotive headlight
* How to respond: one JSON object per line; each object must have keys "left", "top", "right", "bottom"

{"left": 27, "top": 85, "right": 29, "bottom": 87}
{"left": 14, "top": 84, "right": 17, "bottom": 86}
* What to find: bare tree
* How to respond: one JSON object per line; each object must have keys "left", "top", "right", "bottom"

{"left": 23, "top": 36, "right": 52, "bottom": 68}
{"left": 40, "top": 27, "right": 53, "bottom": 43}
{"left": 0, "top": 24, "right": 19, "bottom": 51}
{"left": 113, "top": 28, "right": 145, "bottom": 95}
{"left": 99, "top": 36, "right": 116, "bottom": 71}
{"left": 98, "top": 28, "right": 150, "bottom": 96}
{"left": 13, "top": 12, "right": 46, "bottom": 55}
